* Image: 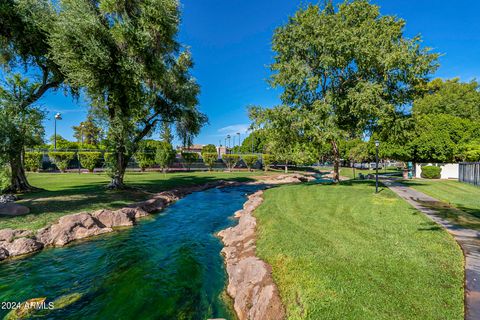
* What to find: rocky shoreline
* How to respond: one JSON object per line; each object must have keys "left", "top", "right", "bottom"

{"left": 0, "top": 173, "right": 315, "bottom": 262}
{"left": 0, "top": 180, "right": 236, "bottom": 261}
{"left": 218, "top": 191, "right": 285, "bottom": 320}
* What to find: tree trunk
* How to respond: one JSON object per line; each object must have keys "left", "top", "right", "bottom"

{"left": 284, "top": 161, "right": 288, "bottom": 173}
{"left": 107, "top": 150, "right": 128, "bottom": 189}
{"left": 7, "top": 150, "right": 36, "bottom": 193}
{"left": 331, "top": 140, "right": 340, "bottom": 183}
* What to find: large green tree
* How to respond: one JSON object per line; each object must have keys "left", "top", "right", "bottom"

{"left": 49, "top": 0, "right": 206, "bottom": 188}
{"left": 413, "top": 78, "right": 480, "bottom": 120}
{"left": 264, "top": 0, "right": 437, "bottom": 182}
{"left": 72, "top": 115, "right": 102, "bottom": 146}
{"left": 0, "top": 0, "right": 65, "bottom": 192}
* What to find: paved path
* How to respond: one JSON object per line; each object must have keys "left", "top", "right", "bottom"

{"left": 384, "top": 180, "right": 480, "bottom": 320}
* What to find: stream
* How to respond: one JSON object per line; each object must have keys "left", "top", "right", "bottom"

{"left": 0, "top": 184, "right": 262, "bottom": 319}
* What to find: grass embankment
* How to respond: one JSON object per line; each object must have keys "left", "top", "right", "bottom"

{"left": 0, "top": 171, "right": 264, "bottom": 231}
{"left": 255, "top": 182, "right": 464, "bottom": 319}
{"left": 403, "top": 179, "right": 480, "bottom": 230}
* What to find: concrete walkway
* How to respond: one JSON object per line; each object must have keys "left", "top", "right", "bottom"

{"left": 384, "top": 180, "right": 480, "bottom": 320}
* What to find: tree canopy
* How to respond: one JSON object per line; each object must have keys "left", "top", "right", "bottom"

{"left": 0, "top": 0, "right": 65, "bottom": 192}
{"left": 259, "top": 0, "right": 438, "bottom": 181}
{"left": 72, "top": 115, "right": 102, "bottom": 146}
{"left": 413, "top": 78, "right": 480, "bottom": 120}
{"left": 49, "top": 0, "right": 206, "bottom": 188}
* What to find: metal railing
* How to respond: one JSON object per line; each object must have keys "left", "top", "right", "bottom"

{"left": 459, "top": 162, "right": 480, "bottom": 186}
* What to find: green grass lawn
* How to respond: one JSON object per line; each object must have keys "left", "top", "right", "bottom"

{"left": 402, "top": 179, "right": 480, "bottom": 230}
{"left": 318, "top": 167, "right": 400, "bottom": 180}
{"left": 0, "top": 171, "right": 266, "bottom": 231}
{"left": 255, "top": 182, "right": 464, "bottom": 320}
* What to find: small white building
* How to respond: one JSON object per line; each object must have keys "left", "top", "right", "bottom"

{"left": 414, "top": 163, "right": 459, "bottom": 179}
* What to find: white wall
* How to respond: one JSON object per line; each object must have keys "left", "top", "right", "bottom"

{"left": 414, "top": 163, "right": 459, "bottom": 179}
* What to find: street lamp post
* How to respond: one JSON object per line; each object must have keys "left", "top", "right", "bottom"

{"left": 237, "top": 132, "right": 241, "bottom": 149}
{"left": 81, "top": 124, "right": 85, "bottom": 148}
{"left": 226, "top": 135, "right": 231, "bottom": 154}
{"left": 375, "top": 140, "right": 380, "bottom": 193}
{"left": 233, "top": 135, "right": 236, "bottom": 152}
{"left": 54, "top": 113, "right": 62, "bottom": 150}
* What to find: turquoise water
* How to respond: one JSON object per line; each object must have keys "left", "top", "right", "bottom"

{"left": 0, "top": 184, "right": 262, "bottom": 319}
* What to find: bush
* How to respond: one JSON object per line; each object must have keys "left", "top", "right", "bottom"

{"left": 78, "top": 152, "right": 102, "bottom": 172}
{"left": 202, "top": 152, "right": 218, "bottom": 171}
{"left": 181, "top": 152, "right": 199, "bottom": 171}
{"left": 49, "top": 152, "right": 75, "bottom": 172}
{"left": 201, "top": 144, "right": 217, "bottom": 154}
{"left": 222, "top": 154, "right": 240, "bottom": 171}
{"left": 242, "top": 155, "right": 258, "bottom": 171}
{"left": 421, "top": 166, "right": 442, "bottom": 179}
{"left": 134, "top": 140, "right": 158, "bottom": 171}
{"left": 156, "top": 142, "right": 176, "bottom": 172}
{"left": 262, "top": 154, "right": 273, "bottom": 171}
{"left": 24, "top": 152, "right": 43, "bottom": 172}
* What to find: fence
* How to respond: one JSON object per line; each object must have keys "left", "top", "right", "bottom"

{"left": 459, "top": 162, "right": 480, "bottom": 186}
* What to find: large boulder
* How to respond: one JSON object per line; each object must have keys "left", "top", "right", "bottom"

{"left": 1, "top": 237, "right": 43, "bottom": 257}
{"left": 0, "top": 229, "right": 33, "bottom": 242}
{"left": 36, "top": 213, "right": 112, "bottom": 247}
{"left": 0, "top": 203, "right": 30, "bottom": 216}
{"left": 91, "top": 209, "right": 134, "bottom": 228}
{"left": 91, "top": 207, "right": 148, "bottom": 228}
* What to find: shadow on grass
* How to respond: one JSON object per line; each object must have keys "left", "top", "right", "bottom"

{"left": 416, "top": 199, "right": 480, "bottom": 231}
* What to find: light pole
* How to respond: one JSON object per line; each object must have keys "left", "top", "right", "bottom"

{"left": 375, "top": 140, "right": 380, "bottom": 193}
{"left": 237, "top": 132, "right": 241, "bottom": 149}
{"left": 226, "top": 135, "right": 231, "bottom": 154}
{"left": 233, "top": 135, "right": 236, "bottom": 152}
{"left": 80, "top": 124, "right": 85, "bottom": 148}
{"left": 54, "top": 113, "right": 62, "bottom": 150}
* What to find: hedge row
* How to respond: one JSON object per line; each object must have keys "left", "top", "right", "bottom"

{"left": 23, "top": 152, "right": 274, "bottom": 172}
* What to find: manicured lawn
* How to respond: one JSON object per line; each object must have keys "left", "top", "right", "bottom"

{"left": 0, "top": 171, "right": 265, "bottom": 231}
{"left": 403, "top": 179, "right": 480, "bottom": 230}
{"left": 318, "top": 167, "right": 400, "bottom": 180}
{"left": 255, "top": 182, "right": 464, "bottom": 319}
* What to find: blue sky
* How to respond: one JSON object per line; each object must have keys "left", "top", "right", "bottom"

{"left": 37, "top": 0, "right": 480, "bottom": 146}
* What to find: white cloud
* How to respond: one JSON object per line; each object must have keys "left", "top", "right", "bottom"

{"left": 217, "top": 124, "right": 250, "bottom": 135}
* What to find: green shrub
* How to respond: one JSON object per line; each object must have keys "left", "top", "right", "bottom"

{"left": 135, "top": 140, "right": 158, "bottom": 171}
{"left": 242, "top": 155, "right": 258, "bottom": 171}
{"left": 202, "top": 152, "right": 218, "bottom": 171}
{"left": 201, "top": 144, "right": 217, "bottom": 154}
{"left": 24, "top": 152, "right": 43, "bottom": 172}
{"left": 156, "top": 142, "right": 176, "bottom": 172}
{"left": 222, "top": 154, "right": 240, "bottom": 171}
{"left": 421, "top": 166, "right": 442, "bottom": 179}
{"left": 262, "top": 154, "right": 273, "bottom": 171}
{"left": 49, "top": 152, "right": 75, "bottom": 172}
{"left": 78, "top": 152, "right": 102, "bottom": 172}
{"left": 181, "top": 152, "right": 199, "bottom": 171}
